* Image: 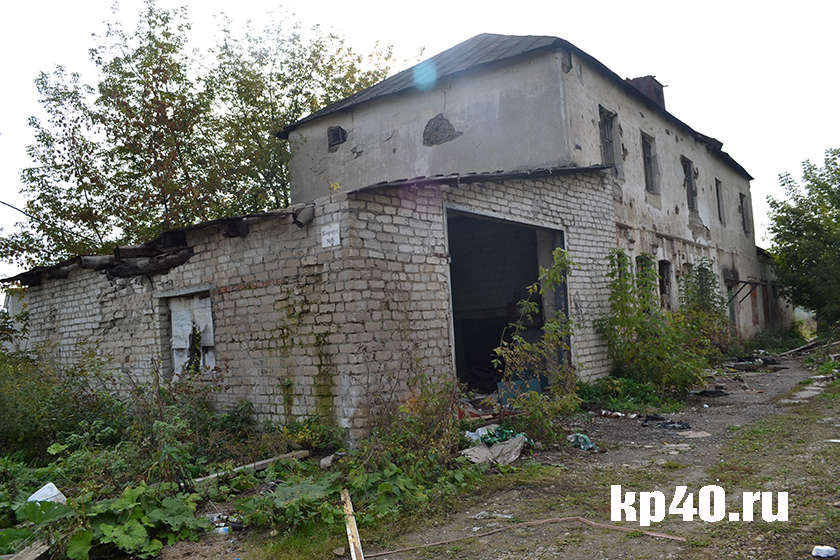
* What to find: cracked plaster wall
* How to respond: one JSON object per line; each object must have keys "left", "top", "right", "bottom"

{"left": 289, "top": 50, "right": 572, "bottom": 203}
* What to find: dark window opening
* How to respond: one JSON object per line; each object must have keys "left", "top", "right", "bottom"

{"left": 447, "top": 212, "right": 566, "bottom": 393}
{"left": 327, "top": 126, "right": 346, "bottom": 151}
{"left": 715, "top": 179, "right": 725, "bottom": 224}
{"left": 599, "top": 107, "right": 616, "bottom": 171}
{"left": 739, "top": 193, "right": 750, "bottom": 234}
{"left": 642, "top": 134, "right": 656, "bottom": 194}
{"left": 682, "top": 157, "right": 696, "bottom": 210}
{"left": 658, "top": 260, "right": 672, "bottom": 310}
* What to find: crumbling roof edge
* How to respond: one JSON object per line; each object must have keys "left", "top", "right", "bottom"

{"left": 351, "top": 165, "right": 613, "bottom": 194}
{"left": 1, "top": 207, "right": 296, "bottom": 286}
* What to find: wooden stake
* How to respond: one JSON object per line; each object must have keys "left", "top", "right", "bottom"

{"left": 341, "top": 489, "right": 364, "bottom": 560}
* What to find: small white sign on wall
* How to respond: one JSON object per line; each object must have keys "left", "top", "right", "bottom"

{"left": 322, "top": 223, "right": 340, "bottom": 248}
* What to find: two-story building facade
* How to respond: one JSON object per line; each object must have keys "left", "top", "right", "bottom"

{"left": 6, "top": 34, "right": 791, "bottom": 439}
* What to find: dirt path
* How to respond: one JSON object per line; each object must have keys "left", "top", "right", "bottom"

{"left": 363, "top": 356, "right": 838, "bottom": 560}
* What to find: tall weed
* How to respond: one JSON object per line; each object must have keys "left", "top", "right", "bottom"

{"left": 596, "top": 251, "right": 725, "bottom": 395}
{"left": 493, "top": 248, "right": 581, "bottom": 440}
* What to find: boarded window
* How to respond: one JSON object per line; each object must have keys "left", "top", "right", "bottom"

{"left": 170, "top": 294, "right": 215, "bottom": 377}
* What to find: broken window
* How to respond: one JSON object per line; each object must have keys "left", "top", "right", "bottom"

{"left": 170, "top": 294, "right": 215, "bottom": 378}
{"left": 715, "top": 179, "right": 725, "bottom": 224}
{"left": 739, "top": 193, "right": 750, "bottom": 234}
{"left": 682, "top": 157, "right": 696, "bottom": 210}
{"left": 658, "top": 260, "right": 672, "bottom": 310}
{"left": 327, "top": 126, "right": 346, "bottom": 151}
{"left": 599, "top": 107, "right": 616, "bottom": 171}
{"left": 642, "top": 134, "right": 657, "bottom": 194}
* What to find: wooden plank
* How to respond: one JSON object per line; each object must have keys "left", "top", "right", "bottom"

{"left": 7, "top": 542, "right": 50, "bottom": 560}
{"left": 192, "top": 450, "right": 310, "bottom": 485}
{"left": 341, "top": 489, "right": 364, "bottom": 560}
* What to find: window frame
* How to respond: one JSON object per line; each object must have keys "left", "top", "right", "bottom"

{"left": 599, "top": 106, "right": 617, "bottom": 171}
{"left": 715, "top": 179, "right": 726, "bottom": 224}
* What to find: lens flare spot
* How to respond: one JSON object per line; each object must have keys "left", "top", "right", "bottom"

{"left": 413, "top": 60, "right": 438, "bottom": 91}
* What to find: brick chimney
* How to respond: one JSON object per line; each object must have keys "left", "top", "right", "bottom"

{"left": 626, "top": 76, "right": 665, "bottom": 110}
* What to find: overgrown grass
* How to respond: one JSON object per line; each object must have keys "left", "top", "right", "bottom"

{"left": 736, "top": 327, "right": 808, "bottom": 356}
{"left": 576, "top": 376, "right": 683, "bottom": 413}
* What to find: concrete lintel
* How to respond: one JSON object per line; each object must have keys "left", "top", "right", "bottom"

{"left": 154, "top": 283, "right": 216, "bottom": 299}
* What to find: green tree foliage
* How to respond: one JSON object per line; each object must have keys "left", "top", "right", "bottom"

{"left": 205, "top": 16, "right": 392, "bottom": 216}
{"left": 768, "top": 148, "right": 840, "bottom": 326}
{"left": 1, "top": 0, "right": 391, "bottom": 267}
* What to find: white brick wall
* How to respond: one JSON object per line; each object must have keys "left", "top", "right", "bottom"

{"left": 23, "top": 169, "right": 612, "bottom": 442}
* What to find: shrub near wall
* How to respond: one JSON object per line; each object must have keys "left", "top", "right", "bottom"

{"left": 595, "top": 250, "right": 722, "bottom": 395}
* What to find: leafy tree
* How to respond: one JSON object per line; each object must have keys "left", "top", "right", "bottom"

{"left": 1, "top": 1, "right": 391, "bottom": 268}
{"left": 205, "top": 17, "right": 392, "bottom": 215}
{"left": 768, "top": 148, "right": 840, "bottom": 327}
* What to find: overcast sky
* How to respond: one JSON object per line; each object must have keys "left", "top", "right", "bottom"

{"left": 1, "top": 0, "right": 838, "bottom": 280}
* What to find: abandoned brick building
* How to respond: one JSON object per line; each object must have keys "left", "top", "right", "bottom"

{"left": 5, "top": 34, "right": 792, "bottom": 440}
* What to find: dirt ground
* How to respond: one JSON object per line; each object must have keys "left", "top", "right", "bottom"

{"left": 159, "top": 356, "right": 839, "bottom": 560}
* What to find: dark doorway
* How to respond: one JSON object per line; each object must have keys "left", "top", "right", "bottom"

{"left": 447, "top": 212, "right": 564, "bottom": 393}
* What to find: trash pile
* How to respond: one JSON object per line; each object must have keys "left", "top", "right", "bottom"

{"left": 461, "top": 425, "right": 530, "bottom": 465}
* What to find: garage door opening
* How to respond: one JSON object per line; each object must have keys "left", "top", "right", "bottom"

{"left": 447, "top": 211, "right": 566, "bottom": 393}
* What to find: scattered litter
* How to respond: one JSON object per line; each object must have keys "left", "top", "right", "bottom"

{"left": 640, "top": 414, "right": 666, "bottom": 427}
{"left": 659, "top": 421, "right": 691, "bottom": 430}
{"left": 461, "top": 436, "right": 527, "bottom": 465}
{"left": 812, "top": 545, "right": 837, "bottom": 557}
{"left": 566, "top": 433, "right": 597, "bottom": 451}
{"left": 204, "top": 513, "right": 244, "bottom": 533}
{"left": 695, "top": 389, "right": 731, "bottom": 397}
{"left": 600, "top": 410, "right": 625, "bottom": 418}
{"left": 824, "top": 440, "right": 840, "bottom": 444}
{"left": 472, "top": 511, "right": 514, "bottom": 520}
{"left": 677, "top": 430, "right": 711, "bottom": 439}
{"left": 479, "top": 426, "right": 532, "bottom": 446}
{"left": 459, "top": 395, "right": 497, "bottom": 420}
{"left": 465, "top": 425, "right": 498, "bottom": 443}
{"left": 27, "top": 482, "right": 66, "bottom": 505}
{"left": 703, "top": 404, "right": 709, "bottom": 408}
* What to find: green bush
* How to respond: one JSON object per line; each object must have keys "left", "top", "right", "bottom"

{"left": 0, "top": 345, "right": 126, "bottom": 463}
{"left": 595, "top": 251, "right": 726, "bottom": 395}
